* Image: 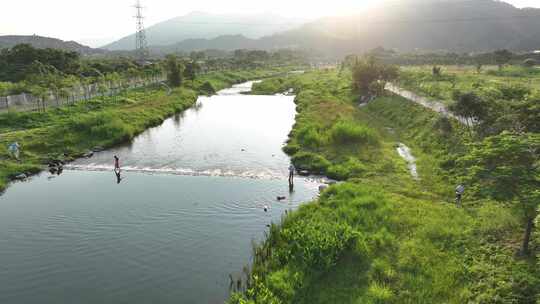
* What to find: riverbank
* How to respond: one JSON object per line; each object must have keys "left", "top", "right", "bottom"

{"left": 230, "top": 70, "right": 539, "bottom": 303}
{"left": 0, "top": 69, "right": 280, "bottom": 193}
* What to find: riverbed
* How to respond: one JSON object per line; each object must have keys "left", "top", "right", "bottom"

{"left": 0, "top": 82, "right": 319, "bottom": 304}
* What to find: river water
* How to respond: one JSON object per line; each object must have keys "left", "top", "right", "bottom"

{"left": 0, "top": 82, "right": 319, "bottom": 304}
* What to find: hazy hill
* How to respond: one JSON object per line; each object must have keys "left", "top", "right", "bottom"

{"left": 104, "top": 12, "right": 306, "bottom": 51}
{"left": 288, "top": 0, "right": 540, "bottom": 53}
{"left": 149, "top": 0, "right": 540, "bottom": 56}
{"left": 0, "top": 35, "right": 104, "bottom": 55}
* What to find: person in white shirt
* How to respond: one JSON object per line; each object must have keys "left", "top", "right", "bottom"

{"left": 455, "top": 184, "right": 465, "bottom": 206}
{"left": 8, "top": 142, "right": 20, "bottom": 161}
{"left": 288, "top": 164, "right": 295, "bottom": 187}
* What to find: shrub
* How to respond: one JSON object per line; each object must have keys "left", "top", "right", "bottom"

{"left": 327, "top": 157, "right": 367, "bottom": 180}
{"left": 329, "top": 120, "right": 378, "bottom": 145}
{"left": 278, "top": 218, "right": 354, "bottom": 270}
{"left": 291, "top": 151, "right": 331, "bottom": 174}
{"left": 282, "top": 144, "right": 300, "bottom": 155}
{"left": 64, "top": 112, "right": 134, "bottom": 142}
{"left": 498, "top": 84, "right": 531, "bottom": 101}
{"left": 296, "top": 125, "right": 325, "bottom": 149}
{"left": 199, "top": 81, "right": 216, "bottom": 95}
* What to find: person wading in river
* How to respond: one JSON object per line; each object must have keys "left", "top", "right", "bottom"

{"left": 114, "top": 156, "right": 121, "bottom": 173}
{"left": 288, "top": 163, "right": 295, "bottom": 187}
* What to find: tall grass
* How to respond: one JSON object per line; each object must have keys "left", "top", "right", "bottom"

{"left": 329, "top": 119, "right": 378, "bottom": 145}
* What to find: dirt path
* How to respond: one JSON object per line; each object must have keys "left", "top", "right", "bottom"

{"left": 385, "top": 83, "right": 468, "bottom": 125}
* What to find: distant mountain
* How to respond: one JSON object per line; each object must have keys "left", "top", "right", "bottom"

{"left": 285, "top": 0, "right": 540, "bottom": 53}
{"left": 104, "top": 12, "right": 306, "bottom": 51}
{"left": 149, "top": 0, "right": 540, "bottom": 56}
{"left": 0, "top": 35, "right": 104, "bottom": 55}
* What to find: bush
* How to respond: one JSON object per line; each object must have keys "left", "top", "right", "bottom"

{"left": 498, "top": 84, "right": 531, "bottom": 100}
{"left": 329, "top": 120, "right": 378, "bottom": 145}
{"left": 199, "top": 81, "right": 216, "bottom": 95}
{"left": 296, "top": 125, "right": 325, "bottom": 149}
{"left": 64, "top": 112, "right": 134, "bottom": 142}
{"left": 291, "top": 151, "right": 331, "bottom": 174}
{"left": 278, "top": 218, "right": 354, "bottom": 270}
{"left": 327, "top": 157, "right": 367, "bottom": 180}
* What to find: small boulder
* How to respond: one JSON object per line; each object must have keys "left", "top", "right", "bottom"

{"left": 83, "top": 151, "right": 94, "bottom": 158}
{"left": 299, "top": 170, "right": 310, "bottom": 176}
{"left": 14, "top": 173, "right": 27, "bottom": 180}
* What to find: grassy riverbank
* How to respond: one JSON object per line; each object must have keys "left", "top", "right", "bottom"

{"left": 398, "top": 65, "right": 540, "bottom": 105}
{"left": 0, "top": 69, "right": 277, "bottom": 192}
{"left": 230, "top": 70, "right": 539, "bottom": 303}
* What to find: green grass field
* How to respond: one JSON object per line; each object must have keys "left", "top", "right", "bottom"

{"left": 0, "top": 69, "right": 278, "bottom": 192}
{"left": 230, "top": 70, "right": 539, "bottom": 304}
{"left": 398, "top": 65, "right": 540, "bottom": 105}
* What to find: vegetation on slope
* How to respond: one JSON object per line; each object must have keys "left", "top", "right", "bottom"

{"left": 230, "top": 69, "right": 539, "bottom": 303}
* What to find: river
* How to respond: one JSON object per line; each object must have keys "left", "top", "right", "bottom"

{"left": 0, "top": 82, "right": 319, "bottom": 304}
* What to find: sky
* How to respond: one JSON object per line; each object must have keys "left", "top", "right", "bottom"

{"left": 1, "top": 0, "right": 539, "bottom": 47}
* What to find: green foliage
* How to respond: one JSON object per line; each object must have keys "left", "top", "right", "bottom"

{"left": 296, "top": 125, "right": 326, "bottom": 149}
{"left": 327, "top": 157, "right": 367, "bottom": 180}
{"left": 494, "top": 49, "right": 514, "bottom": 70}
{"left": 352, "top": 57, "right": 398, "bottom": 96}
{"left": 165, "top": 55, "right": 183, "bottom": 87}
{"left": 498, "top": 84, "right": 531, "bottom": 100}
{"left": 459, "top": 132, "right": 540, "bottom": 254}
{"left": 329, "top": 120, "right": 377, "bottom": 145}
{"left": 183, "top": 61, "right": 199, "bottom": 83}
{"left": 199, "top": 81, "right": 216, "bottom": 95}
{"left": 232, "top": 70, "right": 539, "bottom": 304}
{"left": 449, "top": 91, "right": 490, "bottom": 124}
{"left": 0, "top": 44, "right": 80, "bottom": 82}
{"left": 291, "top": 152, "right": 331, "bottom": 174}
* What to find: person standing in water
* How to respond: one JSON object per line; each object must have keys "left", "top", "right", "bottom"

{"left": 114, "top": 156, "right": 123, "bottom": 184}
{"left": 288, "top": 163, "right": 295, "bottom": 187}
{"left": 114, "top": 156, "right": 121, "bottom": 173}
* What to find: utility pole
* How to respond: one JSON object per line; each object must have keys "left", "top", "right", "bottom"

{"left": 134, "top": 0, "right": 149, "bottom": 64}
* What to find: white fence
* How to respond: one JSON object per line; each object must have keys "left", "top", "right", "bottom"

{"left": 0, "top": 76, "right": 166, "bottom": 112}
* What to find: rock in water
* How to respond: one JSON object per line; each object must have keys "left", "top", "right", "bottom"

{"left": 14, "top": 173, "right": 27, "bottom": 180}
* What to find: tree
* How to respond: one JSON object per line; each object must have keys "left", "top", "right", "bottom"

{"left": 352, "top": 57, "right": 398, "bottom": 97}
{"left": 183, "top": 61, "right": 199, "bottom": 84}
{"left": 432, "top": 66, "right": 442, "bottom": 77}
{"left": 493, "top": 49, "right": 513, "bottom": 71}
{"left": 165, "top": 55, "right": 183, "bottom": 88}
{"left": 459, "top": 132, "right": 540, "bottom": 255}
{"left": 449, "top": 91, "right": 490, "bottom": 133}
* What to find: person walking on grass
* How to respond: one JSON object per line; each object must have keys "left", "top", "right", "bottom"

{"left": 455, "top": 184, "right": 465, "bottom": 207}
{"left": 8, "top": 142, "right": 21, "bottom": 161}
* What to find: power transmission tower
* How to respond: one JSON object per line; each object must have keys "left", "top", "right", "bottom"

{"left": 134, "top": 0, "right": 149, "bottom": 64}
